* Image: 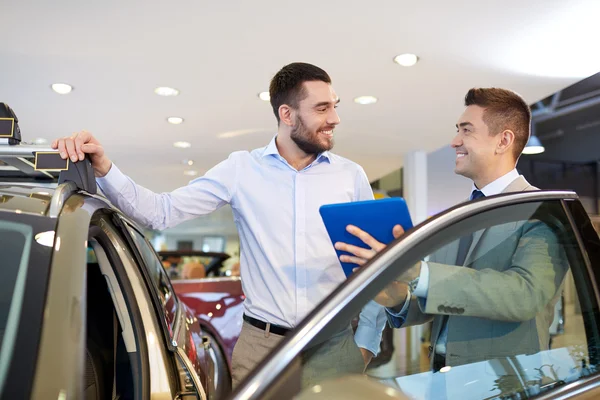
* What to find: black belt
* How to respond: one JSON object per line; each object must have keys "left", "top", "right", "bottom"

{"left": 243, "top": 314, "right": 291, "bottom": 336}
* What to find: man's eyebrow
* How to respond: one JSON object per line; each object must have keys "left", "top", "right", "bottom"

{"left": 456, "top": 122, "right": 474, "bottom": 129}
{"left": 314, "top": 99, "right": 341, "bottom": 107}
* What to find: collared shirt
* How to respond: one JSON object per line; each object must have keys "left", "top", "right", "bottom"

{"left": 386, "top": 169, "right": 521, "bottom": 352}
{"left": 97, "top": 135, "right": 386, "bottom": 354}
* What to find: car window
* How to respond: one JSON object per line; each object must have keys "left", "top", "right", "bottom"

{"left": 0, "top": 220, "right": 33, "bottom": 380}
{"left": 125, "top": 224, "right": 178, "bottom": 337}
{"left": 252, "top": 198, "right": 600, "bottom": 399}
{"left": 0, "top": 213, "right": 56, "bottom": 398}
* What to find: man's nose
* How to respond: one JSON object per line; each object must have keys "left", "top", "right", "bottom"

{"left": 451, "top": 133, "right": 462, "bottom": 148}
{"left": 328, "top": 108, "right": 341, "bottom": 126}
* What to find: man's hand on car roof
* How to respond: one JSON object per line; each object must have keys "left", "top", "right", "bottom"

{"left": 52, "top": 131, "right": 113, "bottom": 177}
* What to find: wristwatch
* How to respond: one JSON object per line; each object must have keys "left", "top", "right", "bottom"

{"left": 408, "top": 276, "right": 420, "bottom": 293}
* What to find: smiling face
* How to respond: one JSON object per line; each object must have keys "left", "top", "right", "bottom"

{"left": 452, "top": 104, "right": 502, "bottom": 184}
{"left": 289, "top": 80, "right": 340, "bottom": 155}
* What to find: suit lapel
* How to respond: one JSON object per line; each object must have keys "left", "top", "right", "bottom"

{"left": 463, "top": 175, "right": 533, "bottom": 265}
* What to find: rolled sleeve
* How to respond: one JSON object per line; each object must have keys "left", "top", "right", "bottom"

{"left": 354, "top": 300, "right": 387, "bottom": 356}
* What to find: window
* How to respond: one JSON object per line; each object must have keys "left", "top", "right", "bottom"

{"left": 0, "top": 213, "right": 56, "bottom": 399}
{"left": 0, "top": 220, "right": 33, "bottom": 385}
{"left": 177, "top": 240, "right": 193, "bottom": 251}
{"left": 251, "top": 197, "right": 600, "bottom": 399}
{"left": 202, "top": 236, "right": 225, "bottom": 253}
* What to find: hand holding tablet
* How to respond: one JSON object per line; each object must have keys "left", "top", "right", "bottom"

{"left": 319, "top": 198, "right": 413, "bottom": 277}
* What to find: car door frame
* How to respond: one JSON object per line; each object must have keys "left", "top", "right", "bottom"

{"left": 111, "top": 214, "right": 208, "bottom": 399}
{"left": 231, "top": 190, "right": 600, "bottom": 400}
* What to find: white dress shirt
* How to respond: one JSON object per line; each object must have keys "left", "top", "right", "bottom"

{"left": 97, "top": 135, "right": 387, "bottom": 354}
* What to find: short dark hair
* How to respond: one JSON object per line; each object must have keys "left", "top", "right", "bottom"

{"left": 269, "top": 62, "right": 331, "bottom": 124}
{"left": 464, "top": 88, "right": 532, "bottom": 159}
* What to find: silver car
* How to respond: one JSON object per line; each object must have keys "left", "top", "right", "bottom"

{"left": 0, "top": 142, "right": 222, "bottom": 399}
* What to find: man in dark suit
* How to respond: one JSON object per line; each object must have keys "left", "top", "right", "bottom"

{"left": 335, "top": 88, "right": 569, "bottom": 371}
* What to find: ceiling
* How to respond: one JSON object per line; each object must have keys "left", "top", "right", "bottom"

{"left": 2, "top": 0, "right": 600, "bottom": 235}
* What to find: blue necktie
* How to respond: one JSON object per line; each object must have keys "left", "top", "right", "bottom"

{"left": 471, "top": 190, "right": 485, "bottom": 201}
{"left": 455, "top": 190, "right": 485, "bottom": 265}
{"left": 436, "top": 190, "right": 486, "bottom": 358}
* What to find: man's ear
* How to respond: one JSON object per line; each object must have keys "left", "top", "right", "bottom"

{"left": 496, "top": 129, "right": 515, "bottom": 155}
{"left": 279, "top": 105, "right": 294, "bottom": 127}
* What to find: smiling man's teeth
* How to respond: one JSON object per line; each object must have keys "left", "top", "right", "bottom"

{"left": 457, "top": 153, "right": 466, "bottom": 158}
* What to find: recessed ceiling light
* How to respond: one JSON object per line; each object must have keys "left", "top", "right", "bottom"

{"left": 33, "top": 138, "right": 48, "bottom": 145}
{"left": 154, "top": 87, "right": 180, "bottom": 96}
{"left": 258, "top": 92, "right": 270, "bottom": 101}
{"left": 522, "top": 135, "right": 545, "bottom": 155}
{"left": 173, "top": 141, "right": 191, "bottom": 149}
{"left": 182, "top": 159, "right": 194, "bottom": 166}
{"left": 354, "top": 96, "right": 378, "bottom": 105}
{"left": 167, "top": 116, "right": 184, "bottom": 124}
{"left": 51, "top": 83, "right": 73, "bottom": 94}
{"left": 184, "top": 170, "right": 198, "bottom": 176}
{"left": 522, "top": 146, "right": 545, "bottom": 155}
{"left": 393, "top": 53, "right": 419, "bottom": 67}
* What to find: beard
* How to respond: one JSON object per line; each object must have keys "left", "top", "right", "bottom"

{"left": 290, "top": 114, "right": 334, "bottom": 155}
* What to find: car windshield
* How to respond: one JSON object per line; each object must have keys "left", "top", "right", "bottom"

{"left": 0, "top": 220, "right": 33, "bottom": 385}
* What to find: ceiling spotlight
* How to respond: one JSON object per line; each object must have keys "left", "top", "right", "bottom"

{"left": 51, "top": 83, "right": 73, "bottom": 94}
{"left": 258, "top": 92, "right": 270, "bottom": 101}
{"left": 167, "top": 117, "right": 184, "bottom": 124}
{"left": 173, "top": 141, "right": 191, "bottom": 149}
{"left": 522, "top": 135, "right": 545, "bottom": 155}
{"left": 184, "top": 170, "right": 198, "bottom": 176}
{"left": 393, "top": 53, "right": 419, "bottom": 67}
{"left": 354, "top": 96, "right": 378, "bottom": 105}
{"left": 182, "top": 159, "right": 194, "bottom": 166}
{"left": 154, "top": 87, "right": 180, "bottom": 96}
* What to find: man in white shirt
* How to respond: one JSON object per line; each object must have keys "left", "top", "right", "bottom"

{"left": 53, "top": 62, "right": 386, "bottom": 387}
{"left": 335, "top": 88, "right": 568, "bottom": 371}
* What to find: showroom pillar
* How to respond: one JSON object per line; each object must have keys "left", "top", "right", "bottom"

{"left": 403, "top": 150, "right": 428, "bottom": 225}
{"left": 401, "top": 150, "right": 428, "bottom": 369}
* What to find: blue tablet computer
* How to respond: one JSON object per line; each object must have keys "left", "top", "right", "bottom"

{"left": 319, "top": 197, "right": 413, "bottom": 278}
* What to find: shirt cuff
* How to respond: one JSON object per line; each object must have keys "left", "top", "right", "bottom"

{"left": 96, "top": 163, "right": 129, "bottom": 197}
{"left": 385, "top": 287, "right": 411, "bottom": 317}
{"left": 412, "top": 261, "right": 430, "bottom": 298}
{"left": 354, "top": 324, "right": 381, "bottom": 356}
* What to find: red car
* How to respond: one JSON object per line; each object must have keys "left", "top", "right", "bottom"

{"left": 162, "top": 251, "right": 245, "bottom": 398}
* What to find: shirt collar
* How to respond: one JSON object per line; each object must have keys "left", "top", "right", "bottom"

{"left": 262, "top": 135, "right": 280, "bottom": 158}
{"left": 262, "top": 135, "right": 332, "bottom": 164}
{"left": 472, "top": 169, "right": 520, "bottom": 197}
